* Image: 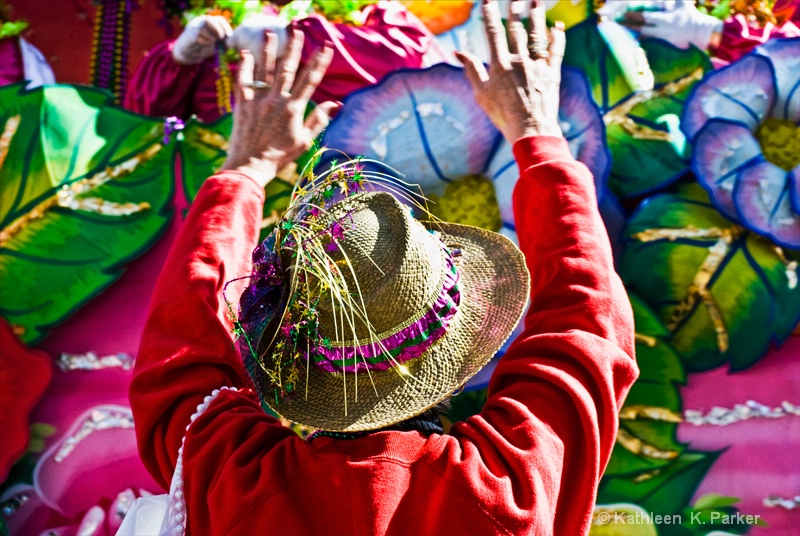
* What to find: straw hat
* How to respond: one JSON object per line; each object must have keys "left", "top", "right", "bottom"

{"left": 233, "top": 161, "right": 529, "bottom": 432}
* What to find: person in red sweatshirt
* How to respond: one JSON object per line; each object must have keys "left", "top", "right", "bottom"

{"left": 125, "top": 1, "right": 638, "bottom": 534}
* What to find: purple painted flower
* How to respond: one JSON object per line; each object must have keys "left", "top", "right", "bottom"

{"left": 681, "top": 38, "right": 800, "bottom": 248}
{"left": 321, "top": 64, "right": 609, "bottom": 243}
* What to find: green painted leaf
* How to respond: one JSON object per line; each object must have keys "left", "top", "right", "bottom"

{"left": 599, "top": 451, "right": 719, "bottom": 520}
{"left": 443, "top": 387, "right": 487, "bottom": 427}
{"left": 692, "top": 494, "right": 741, "bottom": 510}
{"left": 605, "top": 293, "right": 687, "bottom": 477}
{"left": 563, "top": 16, "right": 641, "bottom": 112}
{"left": 179, "top": 114, "right": 233, "bottom": 205}
{"left": 607, "top": 40, "right": 712, "bottom": 198}
{"left": 619, "top": 183, "right": 800, "bottom": 371}
{"left": 0, "top": 83, "right": 175, "bottom": 343}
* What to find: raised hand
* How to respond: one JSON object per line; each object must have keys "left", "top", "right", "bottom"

{"left": 172, "top": 15, "right": 233, "bottom": 65}
{"left": 455, "top": 0, "right": 565, "bottom": 144}
{"left": 222, "top": 30, "right": 338, "bottom": 186}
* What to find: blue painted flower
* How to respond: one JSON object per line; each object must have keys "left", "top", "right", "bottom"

{"left": 681, "top": 37, "right": 800, "bottom": 248}
{"left": 321, "top": 63, "right": 610, "bottom": 243}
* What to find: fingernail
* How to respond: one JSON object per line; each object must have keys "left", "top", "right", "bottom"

{"left": 555, "top": 21, "right": 565, "bottom": 31}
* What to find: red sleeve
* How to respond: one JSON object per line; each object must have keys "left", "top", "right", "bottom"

{"left": 294, "top": 2, "right": 433, "bottom": 103}
{"left": 711, "top": 14, "right": 800, "bottom": 64}
{"left": 451, "top": 137, "right": 638, "bottom": 535}
{"left": 124, "top": 40, "right": 222, "bottom": 123}
{"left": 130, "top": 171, "right": 273, "bottom": 490}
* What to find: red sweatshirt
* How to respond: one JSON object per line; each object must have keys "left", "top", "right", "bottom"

{"left": 131, "top": 136, "right": 637, "bottom": 535}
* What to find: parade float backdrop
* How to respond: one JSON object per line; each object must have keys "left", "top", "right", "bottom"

{"left": 1, "top": 1, "right": 798, "bottom": 535}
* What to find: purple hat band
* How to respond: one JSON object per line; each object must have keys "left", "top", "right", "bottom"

{"left": 312, "top": 250, "right": 461, "bottom": 374}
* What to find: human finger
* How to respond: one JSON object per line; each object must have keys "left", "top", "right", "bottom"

{"left": 291, "top": 43, "right": 334, "bottom": 103}
{"left": 548, "top": 21, "right": 565, "bottom": 73}
{"left": 454, "top": 51, "right": 489, "bottom": 91}
{"left": 197, "top": 24, "right": 217, "bottom": 46}
{"left": 640, "top": 10, "right": 670, "bottom": 26}
{"left": 305, "top": 101, "right": 341, "bottom": 139}
{"left": 273, "top": 29, "right": 304, "bottom": 95}
{"left": 528, "top": 0, "right": 549, "bottom": 59}
{"left": 507, "top": 0, "right": 528, "bottom": 56}
{"left": 622, "top": 10, "right": 647, "bottom": 27}
{"left": 212, "top": 16, "right": 233, "bottom": 39}
{"left": 253, "top": 31, "right": 278, "bottom": 85}
{"left": 237, "top": 50, "right": 255, "bottom": 103}
{"left": 482, "top": 0, "right": 511, "bottom": 67}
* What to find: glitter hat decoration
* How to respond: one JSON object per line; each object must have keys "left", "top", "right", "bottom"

{"left": 226, "top": 152, "right": 530, "bottom": 431}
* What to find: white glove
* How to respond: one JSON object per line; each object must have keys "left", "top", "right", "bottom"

{"left": 633, "top": 1, "right": 724, "bottom": 49}
{"left": 226, "top": 14, "right": 289, "bottom": 60}
{"left": 172, "top": 15, "right": 233, "bottom": 65}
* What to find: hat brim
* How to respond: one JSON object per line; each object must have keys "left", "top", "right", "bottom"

{"left": 267, "top": 222, "right": 530, "bottom": 431}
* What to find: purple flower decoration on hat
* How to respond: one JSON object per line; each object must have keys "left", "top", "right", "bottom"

{"left": 681, "top": 37, "right": 800, "bottom": 248}
{"left": 321, "top": 64, "right": 609, "bottom": 243}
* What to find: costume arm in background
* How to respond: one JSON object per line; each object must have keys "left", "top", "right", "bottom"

{"left": 294, "top": 2, "right": 433, "bottom": 103}
{"left": 123, "top": 40, "right": 221, "bottom": 122}
{"left": 456, "top": 136, "right": 637, "bottom": 534}
{"left": 129, "top": 171, "right": 273, "bottom": 489}
{"left": 711, "top": 15, "right": 800, "bottom": 64}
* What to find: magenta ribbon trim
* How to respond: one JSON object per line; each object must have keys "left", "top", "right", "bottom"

{"left": 312, "top": 253, "right": 460, "bottom": 374}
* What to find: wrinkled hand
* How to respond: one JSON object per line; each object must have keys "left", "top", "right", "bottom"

{"left": 222, "top": 30, "right": 337, "bottom": 186}
{"left": 172, "top": 15, "right": 233, "bottom": 65}
{"left": 620, "top": 1, "right": 724, "bottom": 50}
{"left": 455, "top": 0, "right": 565, "bottom": 144}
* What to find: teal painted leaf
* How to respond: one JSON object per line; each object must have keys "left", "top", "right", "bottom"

{"left": 563, "top": 16, "right": 647, "bottom": 112}
{"left": 443, "top": 387, "right": 487, "bottom": 428}
{"left": 0, "top": 83, "right": 175, "bottom": 343}
{"left": 599, "top": 451, "right": 719, "bottom": 520}
{"left": 605, "top": 293, "right": 686, "bottom": 477}
{"left": 607, "top": 40, "right": 712, "bottom": 198}
{"left": 619, "top": 183, "right": 800, "bottom": 371}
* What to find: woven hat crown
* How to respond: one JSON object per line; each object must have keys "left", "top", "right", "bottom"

{"left": 230, "top": 155, "right": 530, "bottom": 431}
{"left": 309, "top": 193, "right": 448, "bottom": 343}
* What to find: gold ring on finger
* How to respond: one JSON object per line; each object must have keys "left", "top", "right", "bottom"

{"left": 243, "top": 81, "right": 271, "bottom": 89}
{"left": 528, "top": 40, "right": 549, "bottom": 59}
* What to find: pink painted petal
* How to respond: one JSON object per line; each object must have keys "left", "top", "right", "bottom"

{"left": 682, "top": 54, "right": 775, "bottom": 139}
{"left": 678, "top": 338, "right": 800, "bottom": 535}
{"left": 693, "top": 120, "right": 763, "bottom": 219}
{"left": 734, "top": 159, "right": 800, "bottom": 248}
{"left": 76, "top": 505, "right": 106, "bottom": 536}
{"left": 33, "top": 405, "right": 159, "bottom": 519}
{"left": 755, "top": 38, "right": 800, "bottom": 122}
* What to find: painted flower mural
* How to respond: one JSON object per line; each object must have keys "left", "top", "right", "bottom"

{"left": 619, "top": 183, "right": 800, "bottom": 371}
{"left": 320, "top": 63, "right": 610, "bottom": 243}
{"left": 682, "top": 37, "right": 800, "bottom": 248}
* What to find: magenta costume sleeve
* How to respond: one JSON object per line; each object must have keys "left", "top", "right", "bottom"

{"left": 0, "top": 38, "right": 24, "bottom": 86}
{"left": 711, "top": 13, "right": 800, "bottom": 65}
{"left": 294, "top": 2, "right": 432, "bottom": 104}
{"left": 124, "top": 3, "right": 432, "bottom": 122}
{"left": 124, "top": 40, "right": 222, "bottom": 123}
